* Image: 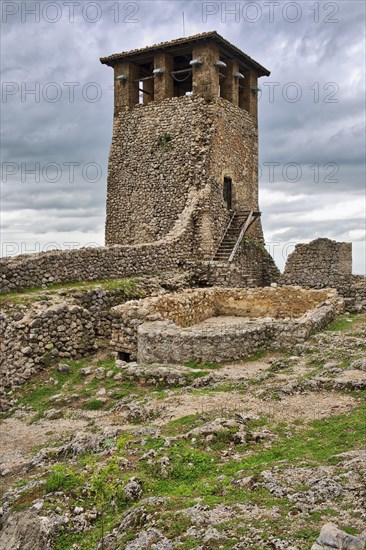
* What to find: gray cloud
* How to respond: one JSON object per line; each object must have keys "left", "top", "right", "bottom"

{"left": 1, "top": 0, "right": 365, "bottom": 274}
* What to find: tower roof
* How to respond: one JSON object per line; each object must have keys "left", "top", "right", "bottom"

{"left": 100, "top": 31, "right": 270, "bottom": 77}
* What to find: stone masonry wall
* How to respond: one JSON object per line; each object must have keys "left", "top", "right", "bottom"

{"left": 137, "top": 301, "right": 337, "bottom": 364}
{"left": 106, "top": 94, "right": 261, "bottom": 256}
{"left": 201, "top": 240, "right": 280, "bottom": 288}
{"left": 0, "top": 222, "right": 193, "bottom": 294}
{"left": 283, "top": 238, "right": 352, "bottom": 282}
{"left": 0, "top": 224, "right": 279, "bottom": 296}
{"left": 106, "top": 95, "right": 215, "bottom": 247}
{"left": 208, "top": 97, "right": 262, "bottom": 240}
{"left": 111, "top": 286, "right": 338, "bottom": 360}
{"left": 0, "top": 304, "right": 96, "bottom": 393}
{"left": 0, "top": 280, "right": 156, "bottom": 408}
{"left": 282, "top": 238, "right": 366, "bottom": 312}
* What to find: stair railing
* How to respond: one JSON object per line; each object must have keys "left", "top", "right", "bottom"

{"left": 212, "top": 211, "right": 236, "bottom": 261}
{"left": 228, "top": 211, "right": 255, "bottom": 263}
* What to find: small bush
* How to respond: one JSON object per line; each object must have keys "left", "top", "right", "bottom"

{"left": 45, "top": 464, "right": 80, "bottom": 493}
{"left": 83, "top": 399, "right": 106, "bottom": 410}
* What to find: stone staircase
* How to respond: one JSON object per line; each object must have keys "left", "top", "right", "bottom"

{"left": 213, "top": 210, "right": 260, "bottom": 262}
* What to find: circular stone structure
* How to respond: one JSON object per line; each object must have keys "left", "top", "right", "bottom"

{"left": 111, "top": 286, "right": 343, "bottom": 364}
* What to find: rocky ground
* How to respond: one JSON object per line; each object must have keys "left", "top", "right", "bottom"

{"left": 0, "top": 313, "right": 365, "bottom": 549}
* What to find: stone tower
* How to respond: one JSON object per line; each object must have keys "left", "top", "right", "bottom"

{"left": 101, "top": 32, "right": 270, "bottom": 261}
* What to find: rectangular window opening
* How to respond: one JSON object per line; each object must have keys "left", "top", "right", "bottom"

{"left": 136, "top": 62, "right": 154, "bottom": 105}
{"left": 172, "top": 54, "right": 192, "bottom": 97}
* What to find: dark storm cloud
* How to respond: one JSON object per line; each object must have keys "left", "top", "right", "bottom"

{"left": 1, "top": 0, "right": 365, "bottom": 273}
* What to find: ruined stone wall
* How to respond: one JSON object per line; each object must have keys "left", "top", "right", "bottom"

{"left": 0, "top": 231, "right": 191, "bottom": 294}
{"left": 111, "top": 286, "right": 339, "bottom": 360}
{"left": 283, "top": 239, "right": 352, "bottom": 283}
{"left": 0, "top": 281, "right": 154, "bottom": 407}
{"left": 106, "top": 95, "right": 261, "bottom": 255}
{"left": 69, "top": 285, "right": 149, "bottom": 339}
{"left": 0, "top": 237, "right": 280, "bottom": 298}
{"left": 0, "top": 304, "right": 96, "bottom": 394}
{"left": 137, "top": 301, "right": 337, "bottom": 364}
{"left": 281, "top": 238, "right": 366, "bottom": 312}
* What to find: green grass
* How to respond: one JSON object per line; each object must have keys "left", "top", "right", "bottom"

{"left": 16, "top": 359, "right": 88, "bottom": 413}
{"left": 184, "top": 360, "right": 221, "bottom": 370}
{"left": 45, "top": 464, "right": 82, "bottom": 493}
{"left": 161, "top": 413, "right": 205, "bottom": 436}
{"left": 8, "top": 355, "right": 148, "bottom": 416}
{"left": 140, "top": 401, "right": 366, "bottom": 504}
{"left": 44, "top": 398, "right": 366, "bottom": 549}
{"left": 224, "top": 402, "right": 366, "bottom": 473}
{"left": 83, "top": 399, "right": 106, "bottom": 410}
{"left": 324, "top": 314, "right": 366, "bottom": 332}
{"left": 325, "top": 318, "right": 355, "bottom": 331}
{"left": 0, "top": 277, "right": 145, "bottom": 306}
{"left": 243, "top": 348, "right": 267, "bottom": 362}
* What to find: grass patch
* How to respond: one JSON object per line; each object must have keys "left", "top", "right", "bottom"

{"left": 184, "top": 361, "right": 221, "bottom": 370}
{"left": 9, "top": 354, "right": 144, "bottom": 415}
{"left": 244, "top": 349, "right": 267, "bottom": 362}
{"left": 16, "top": 359, "right": 88, "bottom": 413}
{"left": 45, "top": 464, "right": 81, "bottom": 493}
{"left": 324, "top": 314, "right": 366, "bottom": 332}
{"left": 16, "top": 399, "right": 366, "bottom": 548}
{"left": 162, "top": 413, "right": 205, "bottom": 436}
{"left": 0, "top": 277, "right": 145, "bottom": 307}
{"left": 83, "top": 399, "right": 106, "bottom": 411}
{"left": 225, "top": 401, "right": 366, "bottom": 473}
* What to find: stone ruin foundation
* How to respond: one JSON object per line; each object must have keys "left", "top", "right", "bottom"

{"left": 111, "top": 286, "right": 343, "bottom": 364}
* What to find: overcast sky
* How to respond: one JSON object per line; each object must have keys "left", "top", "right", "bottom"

{"left": 1, "top": 0, "right": 365, "bottom": 273}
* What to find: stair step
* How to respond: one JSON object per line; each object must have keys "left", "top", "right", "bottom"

{"left": 212, "top": 209, "right": 261, "bottom": 261}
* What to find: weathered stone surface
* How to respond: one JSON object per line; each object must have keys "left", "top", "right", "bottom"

{"left": 124, "top": 478, "right": 143, "bottom": 502}
{"left": 0, "top": 303, "right": 96, "bottom": 398}
{"left": 111, "top": 286, "right": 342, "bottom": 363}
{"left": 0, "top": 510, "right": 55, "bottom": 550}
{"left": 311, "top": 523, "right": 365, "bottom": 549}
{"left": 105, "top": 93, "right": 262, "bottom": 253}
{"left": 281, "top": 239, "right": 366, "bottom": 312}
{"left": 124, "top": 528, "right": 174, "bottom": 550}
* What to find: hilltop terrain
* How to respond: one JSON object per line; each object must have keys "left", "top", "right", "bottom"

{"left": 1, "top": 312, "right": 365, "bottom": 549}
